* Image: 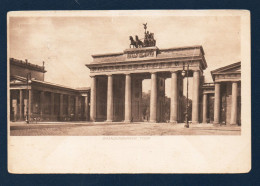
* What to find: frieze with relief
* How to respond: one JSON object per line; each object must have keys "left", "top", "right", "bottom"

{"left": 90, "top": 61, "right": 200, "bottom": 73}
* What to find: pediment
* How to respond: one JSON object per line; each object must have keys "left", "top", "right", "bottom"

{"left": 10, "top": 75, "right": 27, "bottom": 84}
{"left": 211, "top": 62, "right": 241, "bottom": 74}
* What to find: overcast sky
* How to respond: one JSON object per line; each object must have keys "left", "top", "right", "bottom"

{"left": 9, "top": 13, "right": 240, "bottom": 97}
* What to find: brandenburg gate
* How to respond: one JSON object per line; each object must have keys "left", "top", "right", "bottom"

{"left": 86, "top": 26, "right": 207, "bottom": 123}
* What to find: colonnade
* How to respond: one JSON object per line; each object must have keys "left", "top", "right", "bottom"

{"left": 201, "top": 81, "right": 239, "bottom": 125}
{"left": 90, "top": 70, "right": 201, "bottom": 123}
{"left": 11, "top": 89, "right": 89, "bottom": 121}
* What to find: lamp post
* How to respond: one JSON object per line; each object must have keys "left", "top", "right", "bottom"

{"left": 182, "top": 64, "right": 189, "bottom": 128}
{"left": 25, "top": 73, "right": 31, "bottom": 124}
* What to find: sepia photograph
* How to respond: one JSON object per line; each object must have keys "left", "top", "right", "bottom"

{"left": 7, "top": 10, "right": 251, "bottom": 173}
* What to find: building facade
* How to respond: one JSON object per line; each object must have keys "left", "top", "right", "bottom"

{"left": 86, "top": 46, "right": 208, "bottom": 123}
{"left": 202, "top": 62, "right": 241, "bottom": 125}
{"left": 10, "top": 58, "right": 90, "bottom": 122}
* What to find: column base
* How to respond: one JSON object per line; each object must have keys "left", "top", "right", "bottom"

{"left": 106, "top": 120, "right": 113, "bottom": 123}
{"left": 149, "top": 120, "right": 157, "bottom": 123}
{"left": 124, "top": 120, "right": 131, "bottom": 123}
{"left": 192, "top": 121, "right": 199, "bottom": 124}
{"left": 170, "top": 120, "right": 177, "bottom": 124}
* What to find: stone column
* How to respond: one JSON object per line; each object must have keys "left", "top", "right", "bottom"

{"left": 51, "top": 92, "right": 55, "bottom": 120}
{"left": 150, "top": 72, "right": 157, "bottom": 122}
{"left": 67, "top": 95, "right": 71, "bottom": 118}
{"left": 75, "top": 96, "right": 79, "bottom": 120}
{"left": 124, "top": 73, "right": 131, "bottom": 122}
{"left": 106, "top": 74, "right": 113, "bottom": 122}
{"left": 214, "top": 83, "right": 221, "bottom": 124}
{"left": 19, "top": 89, "right": 23, "bottom": 120}
{"left": 28, "top": 89, "right": 32, "bottom": 121}
{"left": 90, "top": 76, "right": 97, "bottom": 122}
{"left": 84, "top": 94, "right": 89, "bottom": 121}
{"left": 59, "top": 94, "right": 63, "bottom": 120}
{"left": 202, "top": 93, "right": 208, "bottom": 123}
{"left": 40, "top": 91, "right": 44, "bottom": 119}
{"left": 170, "top": 71, "right": 178, "bottom": 123}
{"left": 192, "top": 71, "right": 200, "bottom": 124}
{"left": 230, "top": 82, "right": 238, "bottom": 125}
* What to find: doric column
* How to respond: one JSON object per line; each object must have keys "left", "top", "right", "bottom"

{"left": 150, "top": 72, "right": 157, "bottom": 122}
{"left": 75, "top": 96, "right": 79, "bottom": 120}
{"left": 202, "top": 93, "right": 208, "bottom": 123}
{"left": 40, "top": 91, "right": 44, "bottom": 119}
{"left": 59, "top": 94, "right": 63, "bottom": 120}
{"left": 28, "top": 89, "right": 32, "bottom": 120}
{"left": 90, "top": 76, "right": 96, "bottom": 122}
{"left": 51, "top": 92, "right": 55, "bottom": 120}
{"left": 192, "top": 70, "right": 200, "bottom": 124}
{"left": 124, "top": 73, "right": 131, "bottom": 122}
{"left": 230, "top": 82, "right": 238, "bottom": 125}
{"left": 214, "top": 83, "right": 221, "bottom": 124}
{"left": 170, "top": 71, "right": 178, "bottom": 123}
{"left": 84, "top": 94, "right": 89, "bottom": 121}
{"left": 19, "top": 89, "right": 23, "bottom": 120}
{"left": 106, "top": 74, "right": 113, "bottom": 122}
{"left": 67, "top": 95, "right": 71, "bottom": 118}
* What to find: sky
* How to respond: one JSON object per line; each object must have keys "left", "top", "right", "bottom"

{"left": 9, "top": 13, "right": 241, "bottom": 97}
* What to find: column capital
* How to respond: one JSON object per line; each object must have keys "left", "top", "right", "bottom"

{"left": 170, "top": 71, "right": 178, "bottom": 74}
{"left": 90, "top": 75, "right": 96, "bottom": 78}
{"left": 124, "top": 73, "right": 131, "bottom": 75}
{"left": 106, "top": 73, "right": 113, "bottom": 77}
{"left": 150, "top": 72, "right": 157, "bottom": 74}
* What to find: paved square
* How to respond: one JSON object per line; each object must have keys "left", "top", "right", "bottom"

{"left": 10, "top": 122, "right": 241, "bottom": 136}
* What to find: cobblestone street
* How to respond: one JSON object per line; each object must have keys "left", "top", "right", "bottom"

{"left": 10, "top": 122, "right": 241, "bottom": 136}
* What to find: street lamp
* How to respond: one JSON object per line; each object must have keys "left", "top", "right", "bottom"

{"left": 25, "top": 72, "right": 31, "bottom": 124}
{"left": 182, "top": 64, "right": 189, "bottom": 128}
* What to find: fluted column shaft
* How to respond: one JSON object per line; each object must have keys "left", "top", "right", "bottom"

{"left": 59, "top": 94, "right": 63, "bottom": 120}
{"left": 192, "top": 71, "right": 200, "bottom": 123}
{"left": 84, "top": 94, "right": 89, "bottom": 121}
{"left": 170, "top": 71, "right": 178, "bottom": 123}
{"left": 124, "top": 74, "right": 131, "bottom": 122}
{"left": 202, "top": 93, "right": 208, "bottom": 123}
{"left": 106, "top": 75, "right": 113, "bottom": 122}
{"left": 75, "top": 96, "right": 79, "bottom": 120}
{"left": 150, "top": 73, "right": 157, "bottom": 122}
{"left": 51, "top": 92, "right": 55, "bottom": 120}
{"left": 214, "top": 83, "right": 221, "bottom": 124}
{"left": 90, "top": 76, "right": 96, "bottom": 121}
{"left": 230, "top": 82, "right": 238, "bottom": 125}
{"left": 19, "top": 89, "right": 23, "bottom": 120}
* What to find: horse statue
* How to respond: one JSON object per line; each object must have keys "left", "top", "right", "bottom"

{"left": 129, "top": 36, "right": 137, "bottom": 48}
{"left": 135, "top": 35, "right": 143, "bottom": 48}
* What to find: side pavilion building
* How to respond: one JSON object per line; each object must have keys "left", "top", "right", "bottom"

{"left": 86, "top": 45, "right": 208, "bottom": 123}
{"left": 10, "top": 58, "right": 90, "bottom": 122}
